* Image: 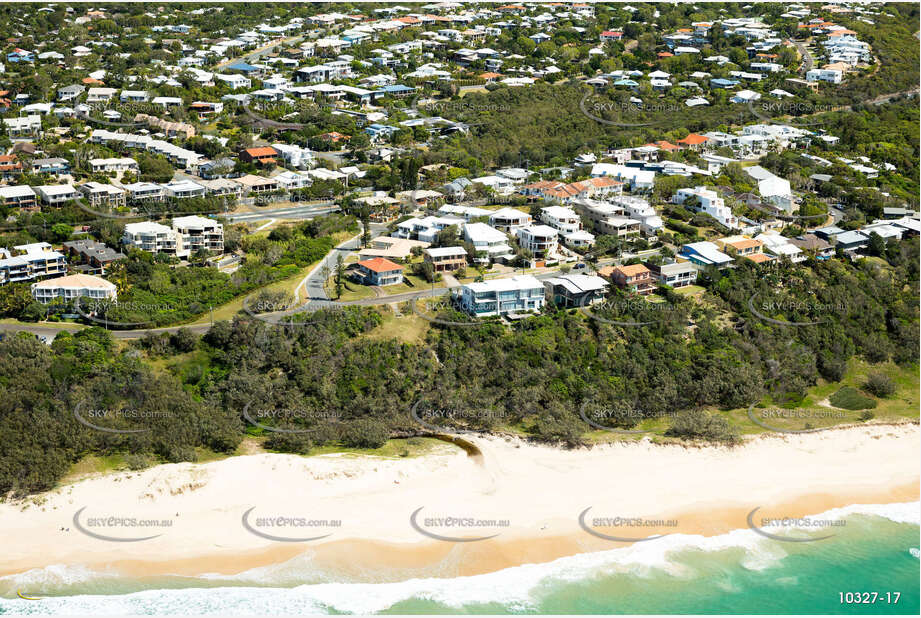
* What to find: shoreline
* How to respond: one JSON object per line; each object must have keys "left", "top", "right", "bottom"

{"left": 1, "top": 424, "right": 918, "bottom": 582}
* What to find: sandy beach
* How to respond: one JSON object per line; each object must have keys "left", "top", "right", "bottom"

{"left": 1, "top": 423, "right": 918, "bottom": 581}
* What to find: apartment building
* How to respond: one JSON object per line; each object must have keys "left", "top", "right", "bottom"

{"left": 673, "top": 186, "right": 739, "bottom": 230}
{"left": 456, "top": 275, "right": 545, "bottom": 317}
{"left": 123, "top": 181, "right": 165, "bottom": 202}
{"left": 123, "top": 221, "right": 180, "bottom": 255}
{"left": 540, "top": 206, "right": 582, "bottom": 234}
{"left": 423, "top": 246, "right": 468, "bottom": 272}
{"left": 79, "top": 182, "right": 126, "bottom": 207}
{"left": 89, "top": 157, "right": 139, "bottom": 174}
{"left": 31, "top": 273, "right": 117, "bottom": 304}
{"left": 172, "top": 215, "right": 224, "bottom": 254}
{"left": 35, "top": 184, "right": 80, "bottom": 205}
{"left": 0, "top": 242, "right": 67, "bottom": 284}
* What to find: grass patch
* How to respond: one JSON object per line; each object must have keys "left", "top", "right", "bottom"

{"left": 302, "top": 437, "right": 452, "bottom": 459}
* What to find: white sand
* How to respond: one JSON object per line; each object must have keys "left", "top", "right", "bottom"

{"left": 1, "top": 423, "right": 918, "bottom": 577}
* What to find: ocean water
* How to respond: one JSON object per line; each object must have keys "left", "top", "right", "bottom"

{"left": 1, "top": 503, "right": 918, "bottom": 615}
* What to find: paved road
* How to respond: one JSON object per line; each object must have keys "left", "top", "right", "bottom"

{"left": 301, "top": 222, "right": 389, "bottom": 303}
{"left": 795, "top": 40, "right": 814, "bottom": 73}
{"left": 214, "top": 35, "right": 305, "bottom": 69}
{"left": 225, "top": 202, "right": 338, "bottom": 222}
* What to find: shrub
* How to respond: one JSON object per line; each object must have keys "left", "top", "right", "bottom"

{"left": 340, "top": 418, "right": 389, "bottom": 449}
{"left": 864, "top": 372, "right": 896, "bottom": 398}
{"left": 666, "top": 409, "right": 740, "bottom": 444}
{"left": 858, "top": 410, "right": 876, "bottom": 422}
{"left": 829, "top": 386, "right": 877, "bottom": 410}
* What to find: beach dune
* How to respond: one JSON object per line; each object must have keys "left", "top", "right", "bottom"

{"left": 1, "top": 424, "right": 918, "bottom": 580}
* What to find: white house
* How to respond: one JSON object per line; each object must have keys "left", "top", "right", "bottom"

{"left": 673, "top": 186, "right": 739, "bottom": 230}
{"left": 456, "top": 275, "right": 545, "bottom": 317}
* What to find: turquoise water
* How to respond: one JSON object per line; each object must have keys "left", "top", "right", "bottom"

{"left": 1, "top": 504, "right": 918, "bottom": 615}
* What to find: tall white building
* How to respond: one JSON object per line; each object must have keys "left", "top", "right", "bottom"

{"left": 673, "top": 186, "right": 739, "bottom": 230}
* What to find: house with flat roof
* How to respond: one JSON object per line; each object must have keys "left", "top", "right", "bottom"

{"left": 423, "top": 246, "right": 467, "bottom": 272}
{"left": 645, "top": 261, "right": 697, "bottom": 288}
{"left": 456, "top": 275, "right": 545, "bottom": 317}
{"left": 488, "top": 207, "right": 532, "bottom": 233}
{"left": 79, "top": 181, "right": 126, "bottom": 207}
{"left": 834, "top": 230, "right": 869, "bottom": 252}
{"left": 516, "top": 225, "right": 559, "bottom": 259}
{"left": 0, "top": 185, "right": 37, "bottom": 210}
{"left": 35, "top": 184, "right": 80, "bottom": 205}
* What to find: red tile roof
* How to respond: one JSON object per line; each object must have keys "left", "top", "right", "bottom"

{"left": 358, "top": 257, "right": 403, "bottom": 273}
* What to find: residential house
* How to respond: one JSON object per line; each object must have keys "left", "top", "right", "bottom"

{"left": 456, "top": 275, "right": 546, "bottom": 317}
{"left": 240, "top": 146, "right": 279, "bottom": 165}
{"left": 543, "top": 273, "right": 608, "bottom": 307}
{"left": 463, "top": 222, "right": 514, "bottom": 264}
{"left": 488, "top": 207, "right": 532, "bottom": 233}
{"left": 35, "top": 184, "right": 80, "bottom": 205}
{"left": 423, "top": 246, "right": 468, "bottom": 272}
{"left": 645, "top": 261, "right": 698, "bottom": 288}
{"left": 609, "top": 264, "right": 655, "bottom": 295}
{"left": 516, "top": 225, "right": 559, "bottom": 259}
{"left": 677, "top": 241, "right": 734, "bottom": 268}
{"left": 61, "top": 239, "right": 125, "bottom": 275}
{"left": 90, "top": 157, "right": 139, "bottom": 174}
{"left": 353, "top": 257, "right": 404, "bottom": 286}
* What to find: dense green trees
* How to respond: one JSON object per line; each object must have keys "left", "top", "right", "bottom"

{"left": 2, "top": 241, "right": 915, "bottom": 496}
